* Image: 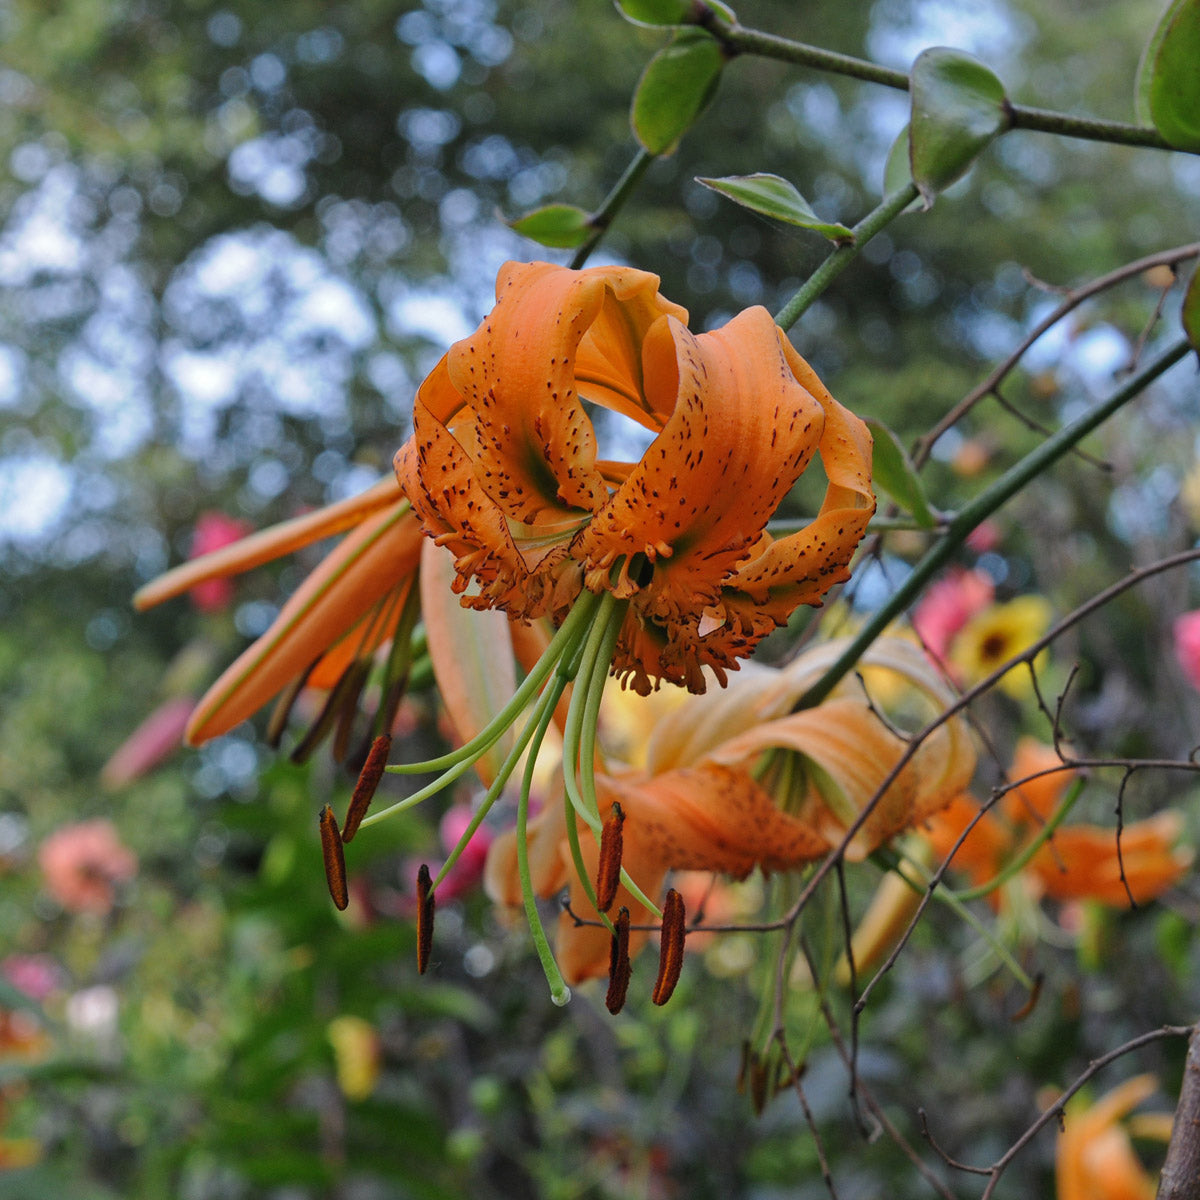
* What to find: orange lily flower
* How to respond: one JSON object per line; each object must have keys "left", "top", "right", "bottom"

{"left": 395, "top": 260, "right": 875, "bottom": 695}
{"left": 135, "top": 477, "right": 423, "bottom": 749}
{"left": 1056, "top": 1075, "right": 1166, "bottom": 1200}
{"left": 486, "top": 638, "right": 975, "bottom": 983}
{"left": 923, "top": 738, "right": 1192, "bottom": 908}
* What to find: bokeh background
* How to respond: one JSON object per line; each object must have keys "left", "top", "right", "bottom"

{"left": 2, "top": 0, "right": 1199, "bottom": 1196}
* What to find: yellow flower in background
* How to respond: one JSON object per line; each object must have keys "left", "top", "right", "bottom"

{"left": 327, "top": 1015, "right": 381, "bottom": 1102}
{"left": 949, "top": 593, "right": 1053, "bottom": 698}
{"left": 1056, "top": 1075, "right": 1170, "bottom": 1200}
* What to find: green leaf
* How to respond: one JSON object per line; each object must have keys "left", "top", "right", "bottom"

{"left": 1183, "top": 265, "right": 1200, "bottom": 357}
{"left": 881, "top": 126, "right": 924, "bottom": 211}
{"left": 631, "top": 29, "right": 724, "bottom": 155}
{"left": 864, "top": 418, "right": 937, "bottom": 528}
{"left": 507, "top": 204, "right": 592, "bottom": 249}
{"left": 1136, "top": 0, "right": 1200, "bottom": 150}
{"left": 614, "top": 0, "right": 692, "bottom": 25}
{"left": 908, "top": 48, "right": 1010, "bottom": 209}
{"left": 696, "top": 173, "right": 853, "bottom": 242}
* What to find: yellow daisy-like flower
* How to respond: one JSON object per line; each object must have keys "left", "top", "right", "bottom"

{"left": 949, "top": 594, "right": 1053, "bottom": 698}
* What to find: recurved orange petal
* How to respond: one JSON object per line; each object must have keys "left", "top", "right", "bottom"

{"left": 186, "top": 498, "right": 422, "bottom": 743}
{"left": 1030, "top": 811, "right": 1191, "bottom": 905}
{"left": 722, "top": 341, "right": 876, "bottom": 628}
{"left": 1001, "top": 737, "right": 1074, "bottom": 826}
{"left": 553, "top": 764, "right": 831, "bottom": 982}
{"left": 1057, "top": 1075, "right": 1159, "bottom": 1200}
{"left": 922, "top": 794, "right": 1013, "bottom": 892}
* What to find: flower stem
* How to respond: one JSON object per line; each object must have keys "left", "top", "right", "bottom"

{"left": 720, "top": 23, "right": 1175, "bottom": 152}
{"left": 570, "top": 149, "right": 655, "bottom": 270}
{"left": 431, "top": 674, "right": 571, "bottom": 890}
{"left": 516, "top": 676, "right": 573, "bottom": 1006}
{"left": 951, "top": 778, "right": 1085, "bottom": 903}
{"left": 887, "top": 852, "right": 1035, "bottom": 991}
{"left": 385, "top": 589, "right": 600, "bottom": 774}
{"left": 795, "top": 337, "right": 1191, "bottom": 711}
{"left": 774, "top": 184, "right": 919, "bottom": 331}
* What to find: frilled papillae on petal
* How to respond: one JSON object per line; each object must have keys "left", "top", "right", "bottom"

{"left": 396, "top": 261, "right": 874, "bottom": 695}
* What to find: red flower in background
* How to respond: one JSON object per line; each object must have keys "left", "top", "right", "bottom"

{"left": 187, "top": 512, "right": 254, "bottom": 612}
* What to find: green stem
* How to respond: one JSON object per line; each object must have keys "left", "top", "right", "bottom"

{"left": 795, "top": 337, "right": 1191, "bottom": 710}
{"left": 773, "top": 184, "right": 919, "bottom": 331}
{"left": 720, "top": 24, "right": 1174, "bottom": 152}
{"left": 886, "top": 853, "right": 1035, "bottom": 990}
{"left": 430, "top": 674, "right": 569, "bottom": 891}
{"left": 953, "top": 778, "right": 1085, "bottom": 903}
{"left": 570, "top": 149, "right": 655, "bottom": 270}
{"left": 516, "top": 676, "right": 573, "bottom": 1006}
{"left": 385, "top": 589, "right": 600, "bottom": 774}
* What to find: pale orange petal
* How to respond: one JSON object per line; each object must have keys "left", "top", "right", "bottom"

{"left": 419, "top": 539, "right": 516, "bottom": 787}
{"left": 186, "top": 499, "right": 422, "bottom": 743}
{"left": 133, "top": 476, "right": 403, "bottom": 610}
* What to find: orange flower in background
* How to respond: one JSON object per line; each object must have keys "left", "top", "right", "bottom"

{"left": 487, "top": 638, "right": 975, "bottom": 982}
{"left": 1056, "top": 1075, "right": 1168, "bottom": 1200}
{"left": 135, "top": 478, "right": 423, "bottom": 748}
{"left": 396, "top": 261, "right": 875, "bottom": 695}
{"left": 38, "top": 820, "right": 137, "bottom": 915}
{"left": 923, "top": 738, "right": 1192, "bottom": 908}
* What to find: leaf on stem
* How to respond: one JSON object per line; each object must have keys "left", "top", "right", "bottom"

{"left": 696, "top": 173, "right": 853, "bottom": 242}
{"left": 1136, "top": 0, "right": 1200, "bottom": 150}
{"left": 632, "top": 28, "right": 724, "bottom": 155}
{"left": 864, "top": 417, "right": 938, "bottom": 529}
{"left": 881, "top": 126, "right": 925, "bottom": 212}
{"left": 615, "top": 0, "right": 736, "bottom": 24}
{"left": 614, "top": 0, "right": 692, "bottom": 24}
{"left": 1183, "top": 265, "right": 1200, "bottom": 358}
{"left": 508, "top": 204, "right": 593, "bottom": 249}
{"left": 908, "top": 48, "right": 1010, "bottom": 209}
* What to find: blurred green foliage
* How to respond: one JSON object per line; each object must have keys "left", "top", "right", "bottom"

{"left": 1, "top": 0, "right": 1199, "bottom": 1196}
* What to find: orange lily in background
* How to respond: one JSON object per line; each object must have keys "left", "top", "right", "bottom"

{"left": 135, "top": 476, "right": 423, "bottom": 749}
{"left": 486, "top": 638, "right": 976, "bottom": 983}
{"left": 1056, "top": 1075, "right": 1168, "bottom": 1200}
{"left": 396, "top": 260, "right": 875, "bottom": 696}
{"left": 923, "top": 738, "right": 1192, "bottom": 908}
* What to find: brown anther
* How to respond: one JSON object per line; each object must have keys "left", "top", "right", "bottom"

{"left": 319, "top": 804, "right": 349, "bottom": 911}
{"left": 651, "top": 887, "right": 686, "bottom": 1006}
{"left": 416, "top": 863, "right": 435, "bottom": 975}
{"left": 605, "top": 907, "right": 632, "bottom": 1014}
{"left": 341, "top": 734, "right": 391, "bottom": 843}
{"left": 266, "top": 659, "right": 317, "bottom": 747}
{"left": 595, "top": 801, "right": 625, "bottom": 913}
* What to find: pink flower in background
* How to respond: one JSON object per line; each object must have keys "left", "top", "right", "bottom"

{"left": 38, "top": 820, "right": 137, "bottom": 915}
{"left": 188, "top": 512, "right": 253, "bottom": 612}
{"left": 912, "top": 567, "right": 995, "bottom": 665}
{"left": 2, "top": 955, "right": 63, "bottom": 1002}
{"left": 433, "top": 806, "right": 494, "bottom": 902}
{"left": 100, "top": 695, "right": 197, "bottom": 789}
{"left": 1173, "top": 609, "right": 1200, "bottom": 691}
